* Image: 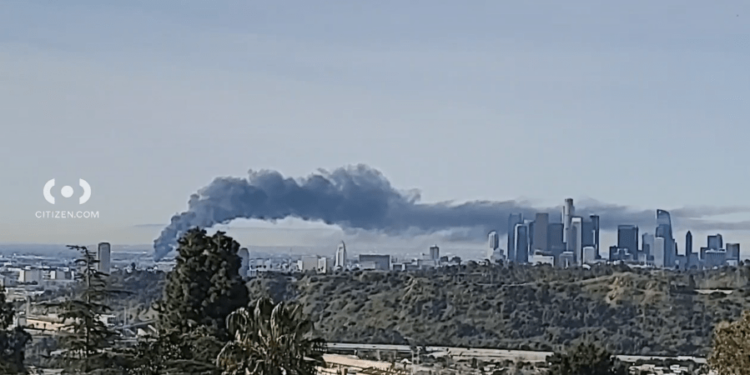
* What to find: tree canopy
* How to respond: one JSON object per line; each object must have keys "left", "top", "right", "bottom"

{"left": 546, "top": 342, "right": 627, "bottom": 375}
{"left": 708, "top": 310, "right": 750, "bottom": 375}
{"left": 50, "top": 245, "right": 125, "bottom": 373}
{"left": 158, "top": 228, "right": 249, "bottom": 340}
{"left": 0, "top": 286, "right": 31, "bottom": 373}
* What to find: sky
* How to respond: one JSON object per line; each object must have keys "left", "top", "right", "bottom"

{"left": 2, "top": 1, "right": 750, "bottom": 255}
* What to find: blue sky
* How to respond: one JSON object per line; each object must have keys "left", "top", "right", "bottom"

{"left": 2, "top": 1, "right": 750, "bottom": 250}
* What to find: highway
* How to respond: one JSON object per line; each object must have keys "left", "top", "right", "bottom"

{"left": 325, "top": 343, "right": 707, "bottom": 364}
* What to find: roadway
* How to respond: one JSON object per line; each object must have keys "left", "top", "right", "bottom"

{"left": 325, "top": 343, "right": 707, "bottom": 364}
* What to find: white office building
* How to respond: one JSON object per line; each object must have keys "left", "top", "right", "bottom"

{"left": 335, "top": 241, "right": 347, "bottom": 270}
{"left": 238, "top": 248, "right": 250, "bottom": 278}
{"left": 653, "top": 237, "right": 666, "bottom": 268}
{"left": 582, "top": 246, "right": 598, "bottom": 264}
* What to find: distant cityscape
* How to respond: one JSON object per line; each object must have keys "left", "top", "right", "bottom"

{"left": 239, "top": 198, "right": 743, "bottom": 276}
{"left": 2, "top": 196, "right": 743, "bottom": 295}
{"left": 493, "top": 198, "right": 741, "bottom": 270}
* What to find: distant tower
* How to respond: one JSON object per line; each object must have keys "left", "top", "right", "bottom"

{"left": 97, "top": 242, "right": 111, "bottom": 275}
{"left": 238, "top": 248, "right": 250, "bottom": 278}
{"left": 642, "top": 233, "right": 654, "bottom": 256}
{"left": 570, "top": 217, "right": 583, "bottom": 265}
{"left": 507, "top": 213, "right": 523, "bottom": 262}
{"left": 429, "top": 245, "right": 440, "bottom": 261}
{"left": 617, "top": 225, "right": 639, "bottom": 254}
{"left": 656, "top": 209, "right": 675, "bottom": 267}
{"left": 562, "top": 198, "right": 575, "bottom": 250}
{"left": 533, "top": 213, "right": 549, "bottom": 253}
{"left": 589, "top": 215, "right": 600, "bottom": 253}
{"left": 488, "top": 231, "right": 499, "bottom": 251}
{"left": 335, "top": 241, "right": 347, "bottom": 270}
{"left": 707, "top": 234, "right": 723, "bottom": 250}
{"left": 685, "top": 231, "right": 693, "bottom": 258}
{"left": 727, "top": 243, "right": 740, "bottom": 260}
{"left": 487, "top": 231, "right": 499, "bottom": 260}
{"left": 653, "top": 237, "right": 666, "bottom": 267}
{"left": 514, "top": 223, "right": 530, "bottom": 264}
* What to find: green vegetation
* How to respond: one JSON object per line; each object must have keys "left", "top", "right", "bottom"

{"left": 708, "top": 310, "right": 750, "bottom": 375}
{"left": 24, "top": 229, "right": 750, "bottom": 372}
{"left": 0, "top": 287, "right": 32, "bottom": 373}
{"left": 546, "top": 342, "right": 627, "bottom": 375}
{"left": 246, "top": 262, "right": 750, "bottom": 357}
{"left": 45, "top": 245, "right": 127, "bottom": 373}
{"left": 216, "top": 297, "right": 327, "bottom": 375}
{"left": 95, "top": 258, "right": 750, "bottom": 358}
{"left": 158, "top": 228, "right": 249, "bottom": 341}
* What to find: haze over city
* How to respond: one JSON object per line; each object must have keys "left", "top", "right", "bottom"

{"left": 2, "top": 1, "right": 750, "bottom": 258}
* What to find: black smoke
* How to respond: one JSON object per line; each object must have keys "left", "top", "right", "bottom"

{"left": 152, "top": 164, "right": 750, "bottom": 260}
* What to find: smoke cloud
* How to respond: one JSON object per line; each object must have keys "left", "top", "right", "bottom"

{"left": 153, "top": 164, "right": 750, "bottom": 260}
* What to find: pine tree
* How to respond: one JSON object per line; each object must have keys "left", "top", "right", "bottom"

{"left": 48, "top": 245, "right": 126, "bottom": 373}
{"left": 157, "top": 228, "right": 249, "bottom": 364}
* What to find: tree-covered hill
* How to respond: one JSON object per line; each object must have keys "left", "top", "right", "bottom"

{"left": 249, "top": 263, "right": 750, "bottom": 357}
{"left": 93, "top": 262, "right": 750, "bottom": 358}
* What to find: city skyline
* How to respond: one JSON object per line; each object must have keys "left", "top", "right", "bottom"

{"left": 503, "top": 199, "right": 742, "bottom": 267}
{"left": 3, "top": 1, "right": 750, "bottom": 248}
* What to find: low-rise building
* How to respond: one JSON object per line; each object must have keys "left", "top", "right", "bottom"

{"left": 19, "top": 269, "right": 42, "bottom": 283}
{"left": 358, "top": 255, "right": 390, "bottom": 271}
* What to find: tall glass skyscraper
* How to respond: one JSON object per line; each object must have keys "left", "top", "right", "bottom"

{"left": 656, "top": 209, "right": 675, "bottom": 267}
{"left": 617, "top": 225, "right": 639, "bottom": 254}
{"left": 708, "top": 234, "right": 723, "bottom": 250}
{"left": 514, "top": 223, "right": 530, "bottom": 264}
{"left": 507, "top": 213, "right": 523, "bottom": 262}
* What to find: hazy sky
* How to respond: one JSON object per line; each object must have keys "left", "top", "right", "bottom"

{"left": 2, "top": 1, "right": 750, "bottom": 251}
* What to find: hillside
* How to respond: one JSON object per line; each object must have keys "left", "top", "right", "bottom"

{"left": 73, "top": 263, "right": 750, "bottom": 357}
{"left": 248, "top": 263, "right": 750, "bottom": 357}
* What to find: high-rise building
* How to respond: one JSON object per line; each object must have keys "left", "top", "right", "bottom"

{"left": 507, "top": 213, "right": 523, "bottom": 262}
{"left": 727, "top": 243, "right": 740, "bottom": 261}
{"left": 528, "top": 220, "right": 536, "bottom": 251}
{"left": 589, "top": 215, "right": 600, "bottom": 252}
{"left": 533, "top": 213, "right": 549, "bottom": 253}
{"left": 700, "top": 246, "right": 708, "bottom": 260}
{"left": 653, "top": 237, "right": 666, "bottom": 267}
{"left": 617, "top": 225, "right": 639, "bottom": 254}
{"left": 488, "top": 231, "right": 499, "bottom": 250}
{"left": 547, "top": 223, "right": 565, "bottom": 255}
{"left": 708, "top": 234, "right": 723, "bottom": 250}
{"left": 429, "top": 245, "right": 440, "bottom": 261}
{"left": 514, "top": 223, "right": 530, "bottom": 264}
{"left": 562, "top": 198, "right": 575, "bottom": 250}
{"left": 570, "top": 217, "right": 583, "bottom": 265}
{"left": 335, "top": 241, "right": 347, "bottom": 270}
{"left": 487, "top": 231, "right": 500, "bottom": 260}
{"left": 581, "top": 216, "right": 599, "bottom": 251}
{"left": 642, "top": 233, "right": 654, "bottom": 257}
{"left": 97, "top": 242, "right": 111, "bottom": 275}
{"left": 656, "top": 210, "right": 675, "bottom": 267}
{"left": 685, "top": 231, "right": 693, "bottom": 258}
{"left": 238, "top": 247, "right": 250, "bottom": 278}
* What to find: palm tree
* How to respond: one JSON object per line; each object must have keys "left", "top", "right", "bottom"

{"left": 216, "top": 298, "right": 327, "bottom": 375}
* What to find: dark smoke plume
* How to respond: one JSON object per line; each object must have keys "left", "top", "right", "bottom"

{"left": 153, "top": 164, "right": 750, "bottom": 260}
